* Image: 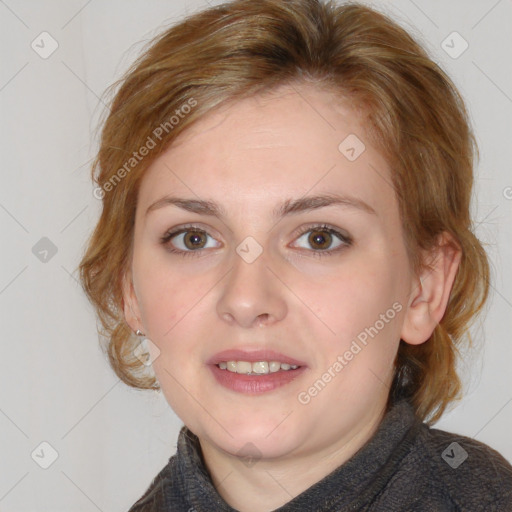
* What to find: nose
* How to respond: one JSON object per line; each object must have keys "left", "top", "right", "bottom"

{"left": 216, "top": 246, "right": 287, "bottom": 328}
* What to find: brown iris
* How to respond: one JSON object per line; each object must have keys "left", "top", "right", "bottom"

{"left": 308, "top": 229, "right": 332, "bottom": 250}
{"left": 183, "top": 231, "right": 207, "bottom": 250}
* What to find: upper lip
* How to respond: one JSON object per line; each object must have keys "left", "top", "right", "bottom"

{"left": 207, "top": 349, "right": 307, "bottom": 367}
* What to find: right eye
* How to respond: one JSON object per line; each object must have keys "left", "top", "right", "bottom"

{"left": 160, "top": 225, "right": 221, "bottom": 257}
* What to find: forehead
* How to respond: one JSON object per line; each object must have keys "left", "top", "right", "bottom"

{"left": 138, "top": 83, "right": 396, "bottom": 218}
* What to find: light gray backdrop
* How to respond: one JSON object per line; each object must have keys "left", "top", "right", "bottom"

{"left": 1, "top": 0, "right": 511, "bottom": 510}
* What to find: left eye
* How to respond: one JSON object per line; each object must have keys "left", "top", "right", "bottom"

{"left": 291, "top": 226, "right": 351, "bottom": 253}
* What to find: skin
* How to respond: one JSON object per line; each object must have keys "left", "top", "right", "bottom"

{"left": 123, "top": 83, "right": 461, "bottom": 512}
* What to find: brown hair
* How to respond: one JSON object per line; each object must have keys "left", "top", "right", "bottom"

{"left": 78, "top": 0, "right": 489, "bottom": 423}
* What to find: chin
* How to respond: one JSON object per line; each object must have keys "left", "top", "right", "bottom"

{"left": 201, "top": 417, "right": 305, "bottom": 460}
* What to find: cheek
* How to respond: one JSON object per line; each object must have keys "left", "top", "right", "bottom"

{"left": 306, "top": 256, "right": 398, "bottom": 335}
{"left": 133, "top": 250, "right": 194, "bottom": 340}
{"left": 302, "top": 253, "right": 404, "bottom": 389}
{"left": 132, "top": 249, "right": 220, "bottom": 381}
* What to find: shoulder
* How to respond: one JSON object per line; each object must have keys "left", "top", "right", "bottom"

{"left": 126, "top": 457, "right": 175, "bottom": 512}
{"left": 415, "top": 423, "right": 512, "bottom": 510}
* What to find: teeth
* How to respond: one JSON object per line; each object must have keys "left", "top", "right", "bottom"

{"left": 236, "top": 361, "right": 252, "bottom": 374}
{"left": 217, "top": 360, "right": 300, "bottom": 375}
{"left": 269, "top": 361, "right": 281, "bottom": 373}
{"left": 252, "top": 361, "right": 269, "bottom": 374}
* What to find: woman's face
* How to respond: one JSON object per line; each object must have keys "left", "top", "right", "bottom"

{"left": 125, "top": 83, "right": 417, "bottom": 461}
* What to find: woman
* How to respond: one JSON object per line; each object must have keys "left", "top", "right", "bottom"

{"left": 79, "top": 0, "right": 512, "bottom": 510}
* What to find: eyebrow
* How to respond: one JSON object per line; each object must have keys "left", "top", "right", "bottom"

{"left": 145, "top": 193, "right": 376, "bottom": 219}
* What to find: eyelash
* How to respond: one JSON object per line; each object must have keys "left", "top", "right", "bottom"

{"left": 159, "top": 223, "right": 353, "bottom": 259}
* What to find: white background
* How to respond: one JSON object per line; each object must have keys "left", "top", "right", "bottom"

{"left": 0, "top": 0, "right": 511, "bottom": 510}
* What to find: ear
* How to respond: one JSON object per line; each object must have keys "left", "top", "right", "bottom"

{"left": 122, "top": 267, "right": 144, "bottom": 334}
{"left": 400, "top": 232, "right": 462, "bottom": 346}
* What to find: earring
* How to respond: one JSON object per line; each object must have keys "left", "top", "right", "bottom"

{"left": 135, "top": 329, "right": 145, "bottom": 337}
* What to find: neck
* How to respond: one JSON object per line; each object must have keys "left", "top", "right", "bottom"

{"left": 198, "top": 404, "right": 387, "bottom": 512}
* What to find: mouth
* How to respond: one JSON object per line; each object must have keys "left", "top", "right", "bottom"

{"left": 207, "top": 349, "right": 307, "bottom": 394}
{"left": 216, "top": 360, "right": 300, "bottom": 375}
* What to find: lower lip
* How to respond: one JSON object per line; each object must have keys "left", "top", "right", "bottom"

{"left": 209, "top": 364, "right": 307, "bottom": 394}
